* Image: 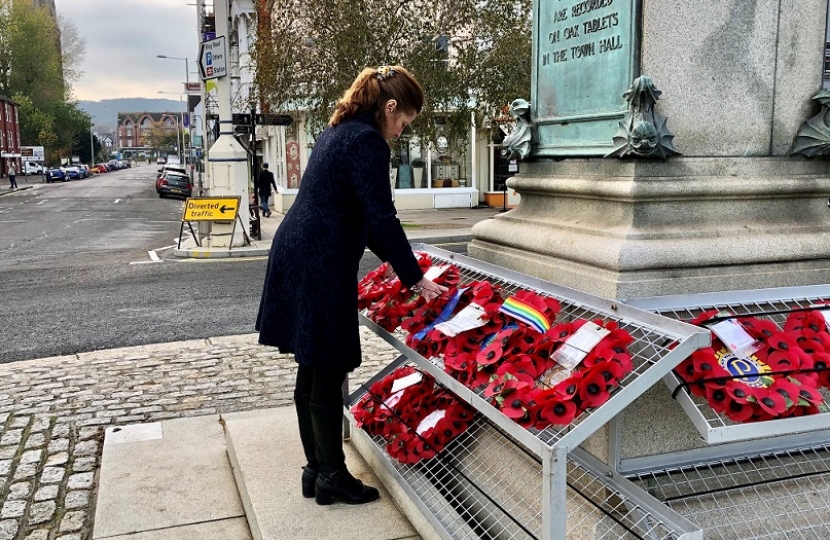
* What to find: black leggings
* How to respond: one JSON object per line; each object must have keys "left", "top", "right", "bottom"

{"left": 294, "top": 364, "right": 347, "bottom": 407}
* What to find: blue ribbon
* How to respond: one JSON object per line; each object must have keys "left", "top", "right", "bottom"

{"left": 412, "top": 288, "right": 469, "bottom": 342}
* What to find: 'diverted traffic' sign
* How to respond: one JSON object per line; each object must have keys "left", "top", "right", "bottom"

{"left": 183, "top": 196, "right": 240, "bottom": 221}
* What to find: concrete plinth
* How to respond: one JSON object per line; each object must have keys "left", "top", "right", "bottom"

{"left": 470, "top": 157, "right": 830, "bottom": 300}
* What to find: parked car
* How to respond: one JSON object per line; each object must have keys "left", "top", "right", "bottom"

{"left": 155, "top": 165, "right": 188, "bottom": 193}
{"left": 93, "top": 163, "right": 109, "bottom": 173}
{"left": 64, "top": 166, "right": 82, "bottom": 180}
{"left": 23, "top": 162, "right": 43, "bottom": 175}
{"left": 80, "top": 164, "right": 91, "bottom": 178}
{"left": 157, "top": 172, "right": 192, "bottom": 198}
{"left": 45, "top": 167, "right": 66, "bottom": 182}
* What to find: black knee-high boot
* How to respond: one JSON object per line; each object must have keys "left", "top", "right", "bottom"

{"left": 310, "top": 402, "right": 380, "bottom": 505}
{"left": 294, "top": 390, "right": 318, "bottom": 498}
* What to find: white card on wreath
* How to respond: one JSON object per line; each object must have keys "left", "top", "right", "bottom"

{"left": 435, "top": 303, "right": 487, "bottom": 337}
{"left": 710, "top": 319, "right": 759, "bottom": 354}
{"left": 551, "top": 322, "right": 610, "bottom": 371}
{"left": 390, "top": 372, "right": 423, "bottom": 394}
{"left": 423, "top": 265, "right": 449, "bottom": 281}
{"left": 416, "top": 409, "right": 446, "bottom": 435}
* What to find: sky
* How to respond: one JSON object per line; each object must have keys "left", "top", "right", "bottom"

{"left": 58, "top": 0, "right": 200, "bottom": 102}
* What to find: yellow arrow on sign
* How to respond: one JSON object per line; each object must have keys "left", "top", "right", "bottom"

{"left": 182, "top": 196, "right": 241, "bottom": 222}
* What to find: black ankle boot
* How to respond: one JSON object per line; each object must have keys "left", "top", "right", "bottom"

{"left": 315, "top": 464, "right": 380, "bottom": 505}
{"left": 310, "top": 402, "right": 380, "bottom": 505}
{"left": 302, "top": 464, "right": 319, "bottom": 498}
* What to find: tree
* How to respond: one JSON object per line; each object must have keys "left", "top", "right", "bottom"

{"left": 253, "top": 0, "right": 532, "bottom": 154}
{"left": 143, "top": 120, "right": 178, "bottom": 154}
{"left": 58, "top": 12, "right": 86, "bottom": 90}
{"left": 0, "top": 0, "right": 64, "bottom": 106}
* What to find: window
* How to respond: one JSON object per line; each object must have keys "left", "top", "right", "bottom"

{"left": 127, "top": 139, "right": 132, "bottom": 147}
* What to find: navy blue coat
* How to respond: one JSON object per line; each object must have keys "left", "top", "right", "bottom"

{"left": 256, "top": 113, "right": 423, "bottom": 372}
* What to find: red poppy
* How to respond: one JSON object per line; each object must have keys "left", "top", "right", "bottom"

{"left": 724, "top": 400, "right": 754, "bottom": 422}
{"left": 724, "top": 381, "right": 757, "bottom": 404}
{"left": 705, "top": 385, "right": 730, "bottom": 414}
{"left": 753, "top": 389, "right": 789, "bottom": 416}
{"left": 738, "top": 317, "right": 779, "bottom": 339}
{"left": 577, "top": 370, "right": 610, "bottom": 409}
{"left": 539, "top": 396, "right": 579, "bottom": 426}
{"left": 794, "top": 383, "right": 823, "bottom": 406}
{"left": 813, "top": 352, "right": 830, "bottom": 387}
{"left": 690, "top": 309, "right": 720, "bottom": 326}
{"left": 584, "top": 361, "right": 623, "bottom": 389}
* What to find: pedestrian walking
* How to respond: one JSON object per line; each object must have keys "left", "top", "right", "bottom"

{"left": 256, "top": 65, "right": 446, "bottom": 506}
{"left": 257, "top": 163, "right": 278, "bottom": 217}
{"left": 8, "top": 162, "right": 17, "bottom": 189}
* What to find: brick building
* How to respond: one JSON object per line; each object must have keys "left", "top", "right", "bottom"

{"left": 116, "top": 112, "right": 182, "bottom": 156}
{"left": 0, "top": 96, "right": 21, "bottom": 177}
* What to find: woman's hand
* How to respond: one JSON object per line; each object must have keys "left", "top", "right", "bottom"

{"left": 411, "top": 276, "right": 448, "bottom": 302}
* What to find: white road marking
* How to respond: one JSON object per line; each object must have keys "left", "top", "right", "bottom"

{"left": 113, "top": 199, "right": 121, "bottom": 204}
{"left": 37, "top": 200, "right": 45, "bottom": 205}
{"left": 148, "top": 250, "right": 160, "bottom": 262}
{"left": 129, "top": 260, "right": 164, "bottom": 265}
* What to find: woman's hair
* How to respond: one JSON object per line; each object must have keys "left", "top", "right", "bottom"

{"left": 329, "top": 65, "right": 424, "bottom": 127}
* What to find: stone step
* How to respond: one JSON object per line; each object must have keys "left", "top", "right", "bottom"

{"left": 222, "top": 407, "right": 421, "bottom": 540}
{"left": 93, "top": 415, "right": 251, "bottom": 540}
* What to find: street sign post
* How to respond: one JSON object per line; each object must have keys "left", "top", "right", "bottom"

{"left": 256, "top": 114, "right": 293, "bottom": 126}
{"left": 198, "top": 36, "right": 227, "bottom": 80}
{"left": 178, "top": 196, "right": 249, "bottom": 251}
{"left": 183, "top": 196, "right": 240, "bottom": 221}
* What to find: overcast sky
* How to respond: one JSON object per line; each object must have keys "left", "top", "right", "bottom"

{"left": 59, "top": 0, "right": 199, "bottom": 101}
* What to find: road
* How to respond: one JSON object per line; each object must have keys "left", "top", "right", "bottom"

{"left": 0, "top": 165, "right": 452, "bottom": 364}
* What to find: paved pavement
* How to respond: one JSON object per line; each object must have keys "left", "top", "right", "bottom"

{"left": 0, "top": 202, "right": 500, "bottom": 539}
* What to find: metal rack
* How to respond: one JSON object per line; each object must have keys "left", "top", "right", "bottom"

{"left": 350, "top": 244, "right": 709, "bottom": 540}
{"left": 625, "top": 285, "right": 830, "bottom": 445}
{"left": 618, "top": 285, "right": 830, "bottom": 540}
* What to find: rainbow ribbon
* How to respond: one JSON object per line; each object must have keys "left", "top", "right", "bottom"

{"left": 499, "top": 297, "right": 551, "bottom": 333}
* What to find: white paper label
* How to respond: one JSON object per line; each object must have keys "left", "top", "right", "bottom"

{"left": 416, "top": 409, "right": 446, "bottom": 435}
{"left": 423, "top": 265, "right": 449, "bottom": 281}
{"left": 390, "top": 372, "right": 423, "bottom": 394}
{"left": 383, "top": 390, "right": 404, "bottom": 409}
{"left": 710, "top": 319, "right": 760, "bottom": 354}
{"left": 551, "top": 322, "right": 610, "bottom": 370}
{"left": 434, "top": 303, "right": 487, "bottom": 337}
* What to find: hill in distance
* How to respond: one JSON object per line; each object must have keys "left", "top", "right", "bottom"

{"left": 79, "top": 98, "right": 182, "bottom": 132}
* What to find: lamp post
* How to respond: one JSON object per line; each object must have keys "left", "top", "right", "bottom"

{"left": 157, "top": 55, "right": 191, "bottom": 169}
{"left": 158, "top": 91, "right": 185, "bottom": 165}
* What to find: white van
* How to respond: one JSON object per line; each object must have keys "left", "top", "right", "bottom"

{"left": 23, "top": 162, "right": 43, "bottom": 175}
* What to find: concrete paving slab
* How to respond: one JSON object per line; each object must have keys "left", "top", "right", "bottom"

{"left": 223, "top": 406, "right": 418, "bottom": 540}
{"left": 104, "top": 423, "right": 163, "bottom": 446}
{"left": 93, "top": 415, "right": 245, "bottom": 539}
{"left": 102, "top": 517, "right": 251, "bottom": 540}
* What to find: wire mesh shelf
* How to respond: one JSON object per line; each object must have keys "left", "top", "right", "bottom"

{"left": 625, "top": 285, "right": 830, "bottom": 444}
{"left": 367, "top": 244, "right": 710, "bottom": 453}
{"left": 630, "top": 442, "right": 830, "bottom": 540}
{"left": 353, "top": 245, "right": 710, "bottom": 540}
{"left": 349, "top": 366, "right": 702, "bottom": 540}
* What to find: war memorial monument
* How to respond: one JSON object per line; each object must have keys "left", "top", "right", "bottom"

{"left": 470, "top": 0, "right": 830, "bottom": 300}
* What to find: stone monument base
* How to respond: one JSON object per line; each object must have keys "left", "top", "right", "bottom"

{"left": 470, "top": 157, "right": 830, "bottom": 300}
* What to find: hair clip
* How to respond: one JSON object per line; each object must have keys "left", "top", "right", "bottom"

{"left": 375, "top": 66, "right": 396, "bottom": 81}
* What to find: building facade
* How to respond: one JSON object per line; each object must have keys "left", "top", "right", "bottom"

{"left": 116, "top": 112, "right": 183, "bottom": 157}
{"left": 0, "top": 97, "right": 21, "bottom": 177}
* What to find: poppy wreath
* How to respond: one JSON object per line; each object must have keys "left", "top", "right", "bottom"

{"left": 439, "top": 288, "right": 560, "bottom": 387}
{"left": 359, "top": 255, "right": 461, "bottom": 332}
{"left": 350, "top": 366, "right": 435, "bottom": 438}
{"left": 673, "top": 310, "right": 830, "bottom": 422}
{"left": 385, "top": 389, "right": 474, "bottom": 464}
{"left": 471, "top": 318, "right": 634, "bottom": 430}
{"left": 402, "top": 280, "right": 497, "bottom": 359}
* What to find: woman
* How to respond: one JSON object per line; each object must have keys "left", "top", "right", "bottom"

{"left": 257, "top": 65, "right": 446, "bottom": 506}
